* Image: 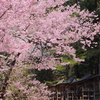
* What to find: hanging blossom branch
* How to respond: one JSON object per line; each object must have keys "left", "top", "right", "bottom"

{"left": 0, "top": 5, "right": 12, "bottom": 19}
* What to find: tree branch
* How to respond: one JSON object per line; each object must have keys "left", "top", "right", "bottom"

{"left": 0, "top": 5, "right": 12, "bottom": 19}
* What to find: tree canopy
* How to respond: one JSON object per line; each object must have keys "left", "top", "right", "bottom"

{"left": 0, "top": 0, "right": 100, "bottom": 99}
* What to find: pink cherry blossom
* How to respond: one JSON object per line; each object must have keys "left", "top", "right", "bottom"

{"left": 0, "top": 0, "right": 99, "bottom": 99}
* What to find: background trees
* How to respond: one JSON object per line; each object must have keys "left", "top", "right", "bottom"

{"left": 70, "top": 0, "right": 100, "bottom": 78}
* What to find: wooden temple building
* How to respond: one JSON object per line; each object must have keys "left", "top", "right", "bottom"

{"left": 49, "top": 74, "right": 100, "bottom": 100}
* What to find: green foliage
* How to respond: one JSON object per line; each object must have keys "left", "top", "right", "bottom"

{"left": 35, "top": 69, "right": 54, "bottom": 83}
{"left": 49, "top": 50, "right": 56, "bottom": 55}
{"left": 45, "top": 80, "right": 60, "bottom": 85}
{"left": 70, "top": 12, "right": 81, "bottom": 18}
{"left": 56, "top": 64, "right": 65, "bottom": 71}
{"left": 79, "top": 0, "right": 97, "bottom": 11}
{"left": 62, "top": 57, "right": 77, "bottom": 65}
{"left": 53, "top": 64, "right": 66, "bottom": 79}
{"left": 46, "top": 5, "right": 58, "bottom": 13}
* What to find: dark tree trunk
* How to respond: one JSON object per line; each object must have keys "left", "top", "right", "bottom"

{"left": 0, "top": 59, "right": 16, "bottom": 99}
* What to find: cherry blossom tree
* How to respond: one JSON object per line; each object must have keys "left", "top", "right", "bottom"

{"left": 0, "top": 0, "right": 100, "bottom": 99}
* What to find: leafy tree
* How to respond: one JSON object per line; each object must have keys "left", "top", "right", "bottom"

{"left": 35, "top": 69, "right": 54, "bottom": 83}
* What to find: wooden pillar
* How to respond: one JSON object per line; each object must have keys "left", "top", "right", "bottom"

{"left": 57, "top": 89, "right": 58, "bottom": 100}
{"left": 99, "top": 79, "right": 100, "bottom": 99}
{"left": 82, "top": 85, "right": 84, "bottom": 100}
{"left": 72, "top": 91, "right": 73, "bottom": 100}
{"left": 67, "top": 92, "right": 68, "bottom": 100}
{"left": 93, "top": 80, "right": 95, "bottom": 100}
{"left": 88, "top": 89, "right": 89, "bottom": 100}
{"left": 61, "top": 86, "right": 63, "bottom": 100}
